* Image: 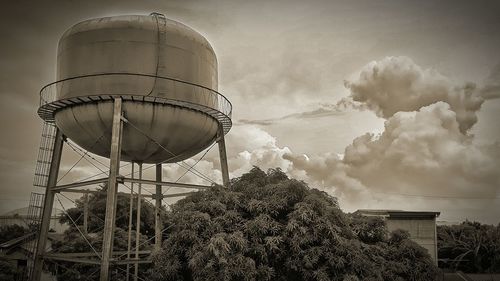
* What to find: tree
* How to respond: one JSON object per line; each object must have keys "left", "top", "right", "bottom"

{"left": 59, "top": 185, "right": 158, "bottom": 237}
{"left": 51, "top": 185, "right": 165, "bottom": 280}
{"left": 349, "top": 213, "right": 387, "bottom": 244}
{"left": 0, "top": 258, "right": 17, "bottom": 281}
{"left": 0, "top": 224, "right": 29, "bottom": 244}
{"left": 150, "top": 167, "right": 437, "bottom": 281}
{"left": 438, "top": 221, "right": 500, "bottom": 273}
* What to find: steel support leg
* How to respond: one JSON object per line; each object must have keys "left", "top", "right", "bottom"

{"left": 100, "top": 98, "right": 123, "bottom": 281}
{"left": 134, "top": 163, "right": 143, "bottom": 281}
{"left": 83, "top": 192, "right": 89, "bottom": 234}
{"left": 32, "top": 129, "right": 64, "bottom": 281}
{"left": 217, "top": 126, "right": 230, "bottom": 188}
{"left": 126, "top": 163, "right": 135, "bottom": 281}
{"left": 155, "top": 164, "right": 162, "bottom": 251}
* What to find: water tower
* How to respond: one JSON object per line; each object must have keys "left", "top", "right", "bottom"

{"left": 31, "top": 14, "right": 231, "bottom": 281}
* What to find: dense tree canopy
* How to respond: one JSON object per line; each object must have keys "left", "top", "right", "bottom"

{"left": 60, "top": 185, "right": 159, "bottom": 237}
{"left": 52, "top": 185, "right": 164, "bottom": 280}
{"left": 150, "top": 167, "right": 437, "bottom": 281}
{"left": 438, "top": 221, "right": 500, "bottom": 273}
{"left": 0, "top": 224, "right": 29, "bottom": 244}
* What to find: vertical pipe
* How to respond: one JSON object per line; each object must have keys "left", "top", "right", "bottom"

{"left": 100, "top": 98, "right": 123, "bottom": 281}
{"left": 32, "top": 128, "right": 64, "bottom": 281}
{"left": 126, "top": 163, "right": 135, "bottom": 281}
{"left": 83, "top": 192, "right": 89, "bottom": 234}
{"left": 155, "top": 164, "right": 162, "bottom": 251}
{"left": 217, "top": 126, "right": 230, "bottom": 188}
{"left": 134, "top": 163, "right": 143, "bottom": 281}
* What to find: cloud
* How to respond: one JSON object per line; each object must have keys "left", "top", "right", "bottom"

{"left": 179, "top": 57, "right": 500, "bottom": 222}
{"left": 236, "top": 104, "right": 346, "bottom": 126}
{"left": 236, "top": 119, "right": 275, "bottom": 126}
{"left": 343, "top": 56, "right": 485, "bottom": 133}
{"left": 284, "top": 101, "right": 500, "bottom": 221}
{"left": 46, "top": 65, "right": 499, "bottom": 223}
{"left": 237, "top": 59, "right": 500, "bottom": 129}
{"left": 158, "top": 125, "right": 293, "bottom": 186}
{"left": 225, "top": 126, "right": 292, "bottom": 177}
{"left": 233, "top": 57, "right": 500, "bottom": 223}
{"left": 480, "top": 63, "right": 500, "bottom": 99}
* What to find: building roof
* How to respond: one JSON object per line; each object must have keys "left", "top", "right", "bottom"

{"left": 355, "top": 209, "right": 440, "bottom": 219}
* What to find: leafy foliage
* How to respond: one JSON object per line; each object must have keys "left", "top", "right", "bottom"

{"left": 349, "top": 214, "right": 387, "bottom": 244}
{"left": 151, "top": 167, "right": 437, "bottom": 281}
{"left": 0, "top": 224, "right": 29, "bottom": 244}
{"left": 438, "top": 221, "right": 500, "bottom": 273}
{"left": 0, "top": 258, "right": 17, "bottom": 281}
{"left": 52, "top": 185, "right": 164, "bottom": 280}
{"left": 59, "top": 185, "right": 158, "bottom": 237}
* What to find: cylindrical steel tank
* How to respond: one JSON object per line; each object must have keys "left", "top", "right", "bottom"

{"left": 38, "top": 14, "right": 232, "bottom": 163}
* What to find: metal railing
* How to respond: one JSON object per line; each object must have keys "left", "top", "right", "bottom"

{"left": 38, "top": 73, "right": 232, "bottom": 133}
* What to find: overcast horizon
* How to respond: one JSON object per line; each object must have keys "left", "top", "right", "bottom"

{"left": 0, "top": 0, "right": 499, "bottom": 224}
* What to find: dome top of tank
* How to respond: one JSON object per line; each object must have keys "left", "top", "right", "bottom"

{"left": 60, "top": 14, "right": 216, "bottom": 55}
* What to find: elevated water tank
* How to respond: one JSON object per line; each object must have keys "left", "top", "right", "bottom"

{"left": 38, "top": 14, "right": 232, "bottom": 163}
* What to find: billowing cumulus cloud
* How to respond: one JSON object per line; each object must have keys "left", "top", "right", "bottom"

{"left": 159, "top": 125, "right": 293, "bottom": 184}
{"left": 210, "top": 57, "right": 500, "bottom": 223}
{"left": 227, "top": 129, "right": 292, "bottom": 177}
{"left": 280, "top": 57, "right": 500, "bottom": 222}
{"left": 158, "top": 57, "right": 500, "bottom": 223}
{"left": 344, "top": 56, "right": 485, "bottom": 133}
{"left": 285, "top": 102, "right": 499, "bottom": 198}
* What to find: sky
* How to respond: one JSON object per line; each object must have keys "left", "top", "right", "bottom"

{"left": 0, "top": 0, "right": 499, "bottom": 224}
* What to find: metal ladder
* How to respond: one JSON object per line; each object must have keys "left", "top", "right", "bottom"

{"left": 27, "top": 121, "right": 57, "bottom": 279}
{"left": 26, "top": 192, "right": 46, "bottom": 279}
{"left": 33, "top": 122, "right": 57, "bottom": 187}
{"left": 26, "top": 192, "right": 45, "bottom": 235}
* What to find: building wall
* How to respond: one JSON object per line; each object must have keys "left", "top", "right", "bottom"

{"left": 386, "top": 218, "right": 437, "bottom": 263}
